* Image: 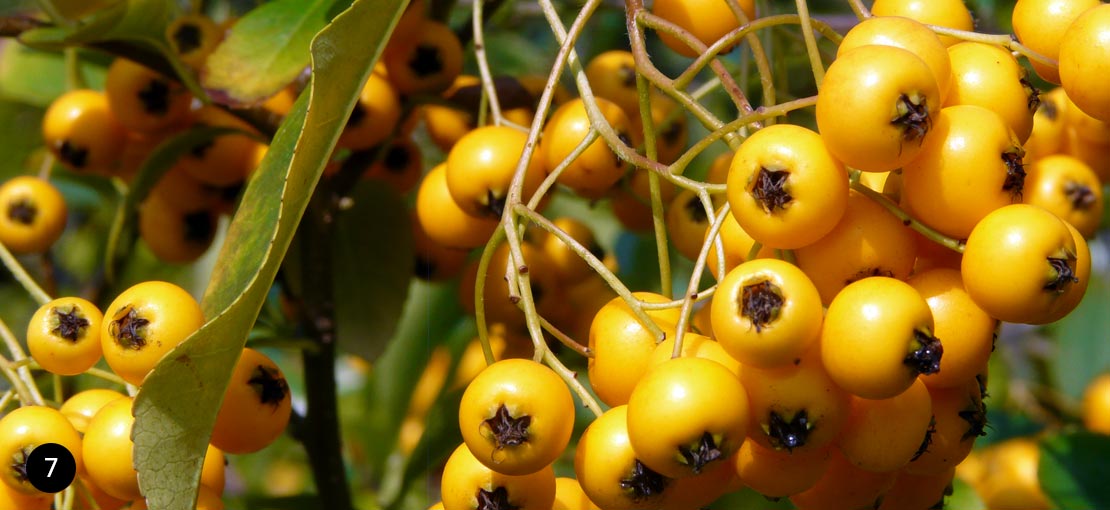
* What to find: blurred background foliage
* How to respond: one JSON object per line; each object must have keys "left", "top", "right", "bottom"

{"left": 1, "top": 0, "right": 1108, "bottom": 508}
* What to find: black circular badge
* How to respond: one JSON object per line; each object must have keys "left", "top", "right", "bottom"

{"left": 25, "top": 443, "right": 77, "bottom": 493}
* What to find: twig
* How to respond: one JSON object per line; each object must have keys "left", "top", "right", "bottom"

{"left": 849, "top": 180, "right": 965, "bottom": 253}
{"left": 0, "top": 241, "right": 53, "bottom": 305}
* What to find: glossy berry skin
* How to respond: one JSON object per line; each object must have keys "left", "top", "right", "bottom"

{"left": 1060, "top": 4, "right": 1110, "bottom": 123}
{"left": 648, "top": 333, "right": 742, "bottom": 377}
{"left": 82, "top": 398, "right": 140, "bottom": 501}
{"left": 445, "top": 126, "right": 546, "bottom": 218}
{"left": 42, "top": 89, "right": 127, "bottom": 173}
{"left": 961, "top": 204, "right": 1082, "bottom": 324}
{"left": 0, "top": 176, "right": 67, "bottom": 254}
{"left": 704, "top": 205, "right": 774, "bottom": 280}
{"left": 944, "top": 42, "right": 1038, "bottom": 143}
{"left": 870, "top": 0, "right": 974, "bottom": 47}
{"left": 383, "top": 20, "right": 463, "bottom": 95}
{"left": 907, "top": 380, "right": 986, "bottom": 476}
{"left": 907, "top": 268, "right": 996, "bottom": 389}
{"left": 59, "top": 388, "right": 127, "bottom": 434}
{"left": 821, "top": 277, "right": 942, "bottom": 400}
{"left": 415, "top": 164, "right": 499, "bottom": 249}
{"left": 588, "top": 292, "right": 680, "bottom": 407}
{"left": 726, "top": 124, "right": 848, "bottom": 249}
{"left": 902, "top": 105, "right": 1027, "bottom": 240}
{"left": 542, "top": 97, "right": 633, "bottom": 199}
{"left": 1082, "top": 373, "right": 1110, "bottom": 435}
{"left": 733, "top": 440, "right": 831, "bottom": 498}
{"left": 626, "top": 357, "right": 749, "bottom": 479}
{"left": 710, "top": 258, "right": 823, "bottom": 369}
{"left": 1012, "top": 0, "right": 1101, "bottom": 84}
{"left": 574, "top": 406, "right": 672, "bottom": 510}
{"left": 837, "top": 15, "right": 952, "bottom": 99}
{"left": 179, "top": 106, "right": 263, "bottom": 187}
{"left": 795, "top": 189, "right": 916, "bottom": 305}
{"left": 0, "top": 406, "right": 84, "bottom": 495}
{"left": 835, "top": 378, "right": 934, "bottom": 473}
{"left": 210, "top": 348, "right": 292, "bottom": 454}
{"left": 789, "top": 448, "right": 898, "bottom": 510}
{"left": 458, "top": 359, "right": 574, "bottom": 476}
{"left": 105, "top": 58, "right": 193, "bottom": 133}
{"left": 100, "top": 281, "right": 205, "bottom": 386}
{"left": 552, "top": 477, "right": 601, "bottom": 510}
{"left": 816, "top": 45, "right": 941, "bottom": 173}
{"left": 27, "top": 297, "right": 104, "bottom": 376}
{"left": 1023, "top": 154, "right": 1103, "bottom": 239}
{"left": 440, "top": 443, "right": 556, "bottom": 510}
{"left": 585, "top": 51, "right": 640, "bottom": 118}
{"left": 167, "top": 14, "right": 222, "bottom": 69}
{"left": 651, "top": 0, "right": 755, "bottom": 58}
{"left": 139, "top": 193, "right": 218, "bottom": 264}
{"left": 740, "top": 350, "right": 851, "bottom": 455}
{"left": 337, "top": 72, "right": 401, "bottom": 151}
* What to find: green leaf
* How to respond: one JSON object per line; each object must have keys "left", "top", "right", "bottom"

{"left": 331, "top": 181, "right": 413, "bottom": 361}
{"left": 102, "top": 126, "right": 246, "bottom": 282}
{"left": 1039, "top": 430, "right": 1110, "bottom": 509}
{"left": 202, "top": 0, "right": 333, "bottom": 105}
{"left": 1047, "top": 273, "right": 1110, "bottom": 399}
{"left": 360, "top": 280, "right": 465, "bottom": 472}
{"left": 0, "top": 44, "right": 107, "bottom": 107}
{"left": 0, "top": 99, "right": 43, "bottom": 176}
{"left": 130, "top": 0, "right": 408, "bottom": 508}
{"left": 18, "top": 0, "right": 204, "bottom": 98}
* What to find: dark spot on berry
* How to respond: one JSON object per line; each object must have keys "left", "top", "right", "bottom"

{"left": 52, "top": 306, "right": 90, "bottom": 343}
{"left": 749, "top": 167, "right": 792, "bottom": 213}
{"left": 1044, "top": 256, "right": 1078, "bottom": 293}
{"left": 740, "top": 280, "right": 783, "bottom": 333}
{"left": 248, "top": 364, "right": 289, "bottom": 407}
{"left": 587, "top": 242, "right": 606, "bottom": 260}
{"left": 1022, "top": 78, "right": 1041, "bottom": 112}
{"left": 109, "top": 306, "right": 151, "bottom": 350}
{"left": 190, "top": 139, "right": 215, "bottom": 159}
{"left": 172, "top": 23, "right": 202, "bottom": 54}
{"left": 58, "top": 140, "right": 88, "bottom": 169}
{"left": 6, "top": 198, "right": 36, "bottom": 225}
{"left": 661, "top": 120, "right": 684, "bottom": 144}
{"left": 138, "top": 79, "right": 172, "bottom": 115}
{"left": 904, "top": 329, "right": 943, "bottom": 376}
{"left": 383, "top": 144, "right": 410, "bottom": 173}
{"left": 766, "top": 410, "right": 811, "bottom": 452}
{"left": 11, "top": 447, "right": 31, "bottom": 482}
{"left": 1039, "top": 98, "right": 1058, "bottom": 121}
{"left": 486, "top": 189, "right": 506, "bottom": 218}
{"left": 677, "top": 431, "right": 724, "bottom": 474}
{"left": 483, "top": 404, "right": 531, "bottom": 448}
{"left": 1001, "top": 151, "right": 1026, "bottom": 201}
{"left": 892, "top": 94, "right": 931, "bottom": 144}
{"left": 408, "top": 45, "right": 443, "bottom": 77}
{"left": 1064, "top": 181, "right": 1097, "bottom": 210}
{"left": 183, "top": 210, "right": 215, "bottom": 244}
{"left": 684, "top": 194, "right": 707, "bottom": 224}
{"left": 911, "top": 417, "right": 937, "bottom": 461}
{"left": 477, "top": 486, "right": 519, "bottom": 510}
{"left": 618, "top": 63, "right": 637, "bottom": 88}
{"left": 620, "top": 459, "right": 669, "bottom": 500}
{"left": 845, "top": 267, "right": 894, "bottom": 286}
{"left": 958, "top": 396, "right": 988, "bottom": 441}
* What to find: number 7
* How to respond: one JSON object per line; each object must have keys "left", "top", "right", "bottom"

{"left": 45, "top": 458, "right": 57, "bottom": 478}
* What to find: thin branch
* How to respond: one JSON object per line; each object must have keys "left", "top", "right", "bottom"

{"left": 0, "top": 241, "right": 53, "bottom": 305}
